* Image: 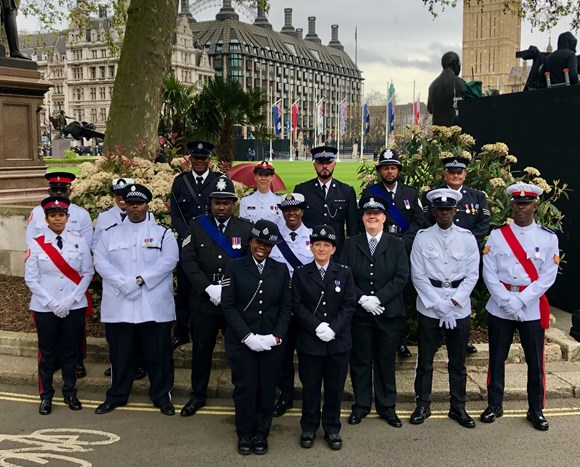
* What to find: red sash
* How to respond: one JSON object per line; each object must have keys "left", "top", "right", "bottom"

{"left": 499, "top": 225, "right": 550, "bottom": 329}
{"left": 35, "top": 235, "right": 93, "bottom": 316}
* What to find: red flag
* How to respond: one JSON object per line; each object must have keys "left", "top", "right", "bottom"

{"left": 291, "top": 101, "right": 299, "bottom": 134}
{"left": 413, "top": 95, "right": 420, "bottom": 125}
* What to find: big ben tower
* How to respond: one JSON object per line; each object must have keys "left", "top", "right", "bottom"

{"left": 462, "top": 0, "right": 522, "bottom": 93}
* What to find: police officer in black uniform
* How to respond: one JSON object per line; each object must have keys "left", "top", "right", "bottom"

{"left": 293, "top": 225, "right": 356, "bottom": 451}
{"left": 221, "top": 219, "right": 292, "bottom": 455}
{"left": 170, "top": 141, "right": 222, "bottom": 350}
{"left": 180, "top": 176, "right": 253, "bottom": 417}
{"left": 294, "top": 146, "right": 358, "bottom": 257}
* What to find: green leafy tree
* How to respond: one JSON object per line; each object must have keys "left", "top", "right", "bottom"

{"left": 159, "top": 73, "right": 196, "bottom": 144}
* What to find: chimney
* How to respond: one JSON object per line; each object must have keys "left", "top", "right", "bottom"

{"left": 281, "top": 8, "right": 295, "bottom": 36}
{"left": 253, "top": 3, "right": 272, "bottom": 30}
{"left": 296, "top": 28, "right": 303, "bottom": 40}
{"left": 328, "top": 24, "right": 344, "bottom": 51}
{"left": 305, "top": 16, "right": 321, "bottom": 44}
{"left": 180, "top": 0, "right": 189, "bottom": 14}
{"left": 215, "top": 0, "right": 239, "bottom": 21}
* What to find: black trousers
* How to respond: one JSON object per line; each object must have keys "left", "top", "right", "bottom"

{"left": 487, "top": 313, "right": 546, "bottom": 413}
{"left": 226, "top": 339, "right": 284, "bottom": 439}
{"left": 34, "top": 309, "right": 85, "bottom": 400}
{"left": 298, "top": 351, "right": 349, "bottom": 435}
{"left": 276, "top": 316, "right": 298, "bottom": 402}
{"left": 350, "top": 315, "right": 405, "bottom": 416}
{"left": 414, "top": 313, "right": 470, "bottom": 409}
{"left": 173, "top": 260, "right": 191, "bottom": 341}
{"left": 190, "top": 313, "right": 227, "bottom": 401}
{"left": 105, "top": 321, "right": 174, "bottom": 406}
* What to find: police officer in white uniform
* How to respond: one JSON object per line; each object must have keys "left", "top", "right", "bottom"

{"left": 239, "top": 161, "right": 282, "bottom": 225}
{"left": 93, "top": 177, "right": 134, "bottom": 247}
{"left": 409, "top": 188, "right": 480, "bottom": 428}
{"left": 481, "top": 183, "right": 559, "bottom": 431}
{"left": 94, "top": 184, "right": 179, "bottom": 416}
{"left": 25, "top": 196, "right": 94, "bottom": 415}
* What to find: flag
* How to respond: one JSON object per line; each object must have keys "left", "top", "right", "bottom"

{"left": 339, "top": 100, "right": 347, "bottom": 135}
{"left": 387, "top": 82, "right": 395, "bottom": 134}
{"left": 291, "top": 100, "right": 299, "bottom": 134}
{"left": 413, "top": 93, "right": 420, "bottom": 125}
{"left": 272, "top": 100, "right": 282, "bottom": 136}
{"left": 317, "top": 99, "right": 324, "bottom": 137}
{"left": 363, "top": 101, "right": 370, "bottom": 135}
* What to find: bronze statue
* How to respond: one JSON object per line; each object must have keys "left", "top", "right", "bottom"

{"left": 427, "top": 52, "right": 465, "bottom": 126}
{"left": 49, "top": 110, "right": 69, "bottom": 139}
{"left": 2, "top": 0, "right": 30, "bottom": 60}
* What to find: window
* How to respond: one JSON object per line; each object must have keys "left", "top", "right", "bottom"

{"left": 92, "top": 50, "right": 98, "bottom": 59}
{"left": 99, "top": 108, "right": 107, "bottom": 122}
{"left": 100, "top": 66, "right": 106, "bottom": 79}
{"left": 73, "top": 50, "right": 82, "bottom": 60}
{"left": 72, "top": 67, "right": 83, "bottom": 79}
{"left": 100, "top": 87, "right": 106, "bottom": 99}
{"left": 109, "top": 65, "right": 115, "bottom": 78}
{"left": 90, "top": 88, "right": 96, "bottom": 99}
{"left": 90, "top": 67, "right": 96, "bottom": 79}
{"left": 109, "top": 87, "right": 114, "bottom": 98}
{"left": 90, "top": 108, "right": 97, "bottom": 121}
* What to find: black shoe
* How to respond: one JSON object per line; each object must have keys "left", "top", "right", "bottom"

{"left": 76, "top": 363, "right": 86, "bottom": 378}
{"left": 300, "top": 432, "right": 315, "bottom": 449}
{"left": 39, "top": 399, "right": 52, "bottom": 415}
{"left": 466, "top": 342, "right": 478, "bottom": 354}
{"left": 409, "top": 406, "right": 431, "bottom": 425}
{"left": 64, "top": 395, "right": 82, "bottom": 411}
{"left": 237, "top": 436, "right": 253, "bottom": 455}
{"left": 95, "top": 400, "right": 125, "bottom": 415}
{"left": 159, "top": 401, "right": 175, "bottom": 416}
{"left": 480, "top": 405, "right": 503, "bottom": 423}
{"left": 171, "top": 335, "right": 190, "bottom": 351}
{"left": 180, "top": 399, "right": 206, "bottom": 417}
{"left": 324, "top": 433, "right": 342, "bottom": 450}
{"left": 348, "top": 412, "right": 364, "bottom": 425}
{"left": 448, "top": 407, "right": 476, "bottom": 428}
{"left": 379, "top": 409, "right": 402, "bottom": 428}
{"left": 253, "top": 436, "right": 268, "bottom": 455}
{"left": 526, "top": 410, "right": 549, "bottom": 431}
{"left": 135, "top": 367, "right": 147, "bottom": 380}
{"left": 273, "top": 399, "right": 293, "bottom": 417}
{"left": 398, "top": 345, "right": 412, "bottom": 358}
{"left": 104, "top": 367, "right": 111, "bottom": 377}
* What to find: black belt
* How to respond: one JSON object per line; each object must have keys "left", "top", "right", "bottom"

{"left": 429, "top": 278, "right": 464, "bottom": 288}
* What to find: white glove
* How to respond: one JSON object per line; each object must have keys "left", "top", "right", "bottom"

{"left": 369, "top": 304, "right": 385, "bottom": 316}
{"left": 119, "top": 278, "right": 140, "bottom": 297}
{"left": 507, "top": 296, "right": 524, "bottom": 312}
{"left": 259, "top": 334, "right": 279, "bottom": 349}
{"left": 315, "top": 322, "right": 329, "bottom": 334}
{"left": 433, "top": 300, "right": 452, "bottom": 318}
{"left": 46, "top": 299, "right": 59, "bottom": 313}
{"left": 358, "top": 295, "right": 371, "bottom": 306}
{"left": 60, "top": 296, "right": 77, "bottom": 311}
{"left": 360, "top": 296, "right": 381, "bottom": 314}
{"left": 53, "top": 301, "right": 70, "bottom": 318}
{"left": 439, "top": 313, "right": 457, "bottom": 330}
{"left": 503, "top": 307, "right": 526, "bottom": 322}
{"left": 205, "top": 284, "right": 222, "bottom": 306}
{"left": 316, "top": 323, "right": 336, "bottom": 342}
{"left": 244, "top": 333, "right": 270, "bottom": 352}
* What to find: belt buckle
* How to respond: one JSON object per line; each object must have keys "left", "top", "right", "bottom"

{"left": 441, "top": 281, "right": 451, "bottom": 288}
{"left": 509, "top": 285, "right": 519, "bottom": 292}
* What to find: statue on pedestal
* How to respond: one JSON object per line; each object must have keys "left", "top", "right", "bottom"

{"left": 2, "top": 0, "right": 30, "bottom": 60}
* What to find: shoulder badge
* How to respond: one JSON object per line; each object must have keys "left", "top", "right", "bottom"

{"left": 483, "top": 245, "right": 491, "bottom": 255}
{"left": 540, "top": 225, "right": 555, "bottom": 235}
{"left": 24, "top": 248, "right": 31, "bottom": 262}
{"left": 553, "top": 254, "right": 560, "bottom": 265}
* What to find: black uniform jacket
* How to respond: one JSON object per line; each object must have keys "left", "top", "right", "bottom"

{"left": 292, "top": 260, "right": 356, "bottom": 356}
{"left": 294, "top": 178, "right": 359, "bottom": 252}
{"left": 340, "top": 233, "right": 409, "bottom": 319}
{"left": 170, "top": 170, "right": 222, "bottom": 240}
{"left": 181, "top": 214, "right": 253, "bottom": 315}
{"left": 221, "top": 256, "right": 292, "bottom": 344}
{"left": 361, "top": 182, "right": 424, "bottom": 252}
{"left": 422, "top": 184, "right": 490, "bottom": 247}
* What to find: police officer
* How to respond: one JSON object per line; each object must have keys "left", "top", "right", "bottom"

{"left": 25, "top": 196, "right": 94, "bottom": 415}
{"left": 239, "top": 161, "right": 282, "bottom": 225}
{"left": 180, "top": 176, "right": 253, "bottom": 417}
{"left": 341, "top": 196, "right": 409, "bottom": 428}
{"left": 409, "top": 189, "right": 480, "bottom": 428}
{"left": 294, "top": 146, "right": 358, "bottom": 257}
{"left": 362, "top": 148, "right": 424, "bottom": 358}
{"left": 93, "top": 184, "right": 179, "bottom": 416}
{"left": 93, "top": 178, "right": 134, "bottom": 247}
{"left": 481, "top": 183, "right": 559, "bottom": 431}
{"left": 423, "top": 155, "right": 490, "bottom": 355}
{"left": 170, "top": 141, "right": 223, "bottom": 350}
{"left": 293, "top": 225, "right": 356, "bottom": 451}
{"left": 268, "top": 193, "right": 314, "bottom": 417}
{"left": 221, "top": 219, "right": 292, "bottom": 455}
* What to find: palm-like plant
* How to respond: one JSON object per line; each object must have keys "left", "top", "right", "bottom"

{"left": 191, "top": 77, "right": 267, "bottom": 162}
{"left": 160, "top": 73, "right": 196, "bottom": 143}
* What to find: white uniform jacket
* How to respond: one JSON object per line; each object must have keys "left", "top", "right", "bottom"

{"left": 239, "top": 190, "right": 282, "bottom": 225}
{"left": 483, "top": 222, "right": 559, "bottom": 322}
{"left": 26, "top": 203, "right": 94, "bottom": 249}
{"left": 25, "top": 229, "right": 94, "bottom": 312}
{"left": 269, "top": 223, "right": 313, "bottom": 277}
{"left": 410, "top": 224, "right": 480, "bottom": 319}
{"left": 93, "top": 206, "right": 156, "bottom": 248}
{"left": 94, "top": 219, "right": 179, "bottom": 323}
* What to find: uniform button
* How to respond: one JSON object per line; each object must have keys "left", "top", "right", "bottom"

{"left": 444, "top": 261, "right": 448, "bottom": 264}
{"left": 218, "top": 255, "right": 222, "bottom": 259}
{"left": 370, "top": 282, "right": 374, "bottom": 285}
{"left": 370, "top": 272, "right": 374, "bottom": 276}
{"left": 259, "top": 290, "right": 263, "bottom": 294}
{"left": 324, "top": 313, "right": 327, "bottom": 316}
{"left": 323, "top": 213, "right": 328, "bottom": 216}
{"left": 259, "top": 311, "right": 262, "bottom": 314}
{"left": 218, "top": 268, "right": 222, "bottom": 272}
{"left": 370, "top": 291, "right": 375, "bottom": 294}
{"left": 259, "top": 300, "right": 263, "bottom": 304}
{"left": 455, "top": 219, "right": 459, "bottom": 222}
{"left": 322, "top": 302, "right": 326, "bottom": 305}
{"left": 370, "top": 264, "right": 374, "bottom": 267}
{"left": 59, "top": 288, "right": 63, "bottom": 292}
{"left": 60, "top": 275, "right": 64, "bottom": 279}
{"left": 324, "top": 204, "right": 327, "bottom": 208}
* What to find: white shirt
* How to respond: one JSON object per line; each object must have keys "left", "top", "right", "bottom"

{"left": 239, "top": 190, "right": 282, "bottom": 225}
{"left": 483, "top": 221, "right": 559, "bottom": 322}
{"left": 269, "top": 223, "right": 313, "bottom": 277}
{"left": 410, "top": 224, "right": 480, "bottom": 319}
{"left": 94, "top": 218, "right": 179, "bottom": 324}
{"left": 94, "top": 207, "right": 157, "bottom": 249}
{"left": 25, "top": 229, "right": 94, "bottom": 312}
{"left": 366, "top": 231, "right": 384, "bottom": 243}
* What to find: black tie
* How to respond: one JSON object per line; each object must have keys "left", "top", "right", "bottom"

{"left": 257, "top": 263, "right": 264, "bottom": 274}
{"left": 321, "top": 184, "right": 327, "bottom": 198}
{"left": 56, "top": 235, "right": 63, "bottom": 250}
{"left": 120, "top": 212, "right": 127, "bottom": 221}
{"left": 289, "top": 232, "right": 297, "bottom": 242}
{"left": 196, "top": 176, "right": 204, "bottom": 191}
{"left": 218, "top": 223, "right": 225, "bottom": 233}
{"left": 389, "top": 191, "right": 395, "bottom": 202}
{"left": 319, "top": 267, "right": 325, "bottom": 280}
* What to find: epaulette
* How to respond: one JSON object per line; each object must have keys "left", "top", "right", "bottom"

{"left": 540, "top": 225, "right": 556, "bottom": 235}
{"left": 491, "top": 224, "right": 508, "bottom": 231}
{"left": 104, "top": 223, "right": 118, "bottom": 231}
{"left": 416, "top": 228, "right": 428, "bottom": 235}
{"left": 192, "top": 214, "right": 207, "bottom": 221}
{"left": 68, "top": 230, "right": 82, "bottom": 237}
{"left": 339, "top": 263, "right": 349, "bottom": 269}
{"left": 294, "top": 264, "right": 305, "bottom": 271}
{"left": 237, "top": 216, "right": 253, "bottom": 224}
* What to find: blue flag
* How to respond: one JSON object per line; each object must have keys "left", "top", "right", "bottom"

{"left": 272, "top": 101, "right": 282, "bottom": 136}
{"left": 363, "top": 102, "right": 370, "bottom": 135}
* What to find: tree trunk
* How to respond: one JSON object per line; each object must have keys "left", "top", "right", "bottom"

{"left": 104, "top": 0, "right": 178, "bottom": 155}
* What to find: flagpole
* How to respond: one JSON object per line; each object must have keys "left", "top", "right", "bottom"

{"left": 336, "top": 99, "right": 340, "bottom": 163}
{"left": 269, "top": 85, "right": 273, "bottom": 162}
{"left": 385, "top": 87, "right": 388, "bottom": 149}
{"left": 360, "top": 84, "right": 364, "bottom": 160}
{"left": 288, "top": 92, "right": 293, "bottom": 162}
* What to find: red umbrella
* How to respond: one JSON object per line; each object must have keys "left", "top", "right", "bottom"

{"left": 227, "top": 162, "right": 287, "bottom": 192}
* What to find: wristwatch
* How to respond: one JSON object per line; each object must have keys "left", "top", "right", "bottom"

{"left": 136, "top": 276, "right": 145, "bottom": 287}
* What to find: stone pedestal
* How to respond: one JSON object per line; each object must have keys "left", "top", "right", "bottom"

{"left": 51, "top": 138, "right": 70, "bottom": 159}
{"left": 0, "top": 60, "right": 51, "bottom": 206}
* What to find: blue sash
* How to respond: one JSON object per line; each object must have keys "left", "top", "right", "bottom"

{"left": 198, "top": 215, "right": 244, "bottom": 259}
{"left": 276, "top": 238, "right": 304, "bottom": 269}
{"left": 369, "top": 185, "right": 410, "bottom": 232}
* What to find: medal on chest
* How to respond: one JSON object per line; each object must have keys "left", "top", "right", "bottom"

{"left": 335, "top": 280, "right": 341, "bottom": 293}
{"left": 232, "top": 237, "right": 242, "bottom": 249}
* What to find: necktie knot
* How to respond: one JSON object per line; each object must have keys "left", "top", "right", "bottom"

{"left": 369, "top": 237, "right": 378, "bottom": 256}
{"left": 56, "top": 235, "right": 63, "bottom": 250}
{"left": 319, "top": 267, "right": 325, "bottom": 279}
{"left": 289, "top": 232, "right": 297, "bottom": 242}
{"left": 218, "top": 223, "right": 225, "bottom": 233}
{"left": 120, "top": 212, "right": 127, "bottom": 221}
{"left": 257, "top": 262, "right": 264, "bottom": 274}
{"left": 321, "top": 184, "right": 327, "bottom": 198}
{"left": 389, "top": 191, "right": 395, "bottom": 201}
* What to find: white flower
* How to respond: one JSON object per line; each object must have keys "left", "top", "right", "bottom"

{"left": 524, "top": 166, "right": 541, "bottom": 177}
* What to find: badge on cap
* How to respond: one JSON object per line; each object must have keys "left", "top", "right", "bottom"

{"left": 54, "top": 200, "right": 60, "bottom": 205}
{"left": 320, "top": 228, "right": 326, "bottom": 236}
{"left": 385, "top": 150, "right": 393, "bottom": 159}
{"left": 263, "top": 227, "right": 269, "bottom": 235}
{"left": 216, "top": 178, "right": 226, "bottom": 191}
{"left": 131, "top": 185, "right": 136, "bottom": 192}
{"left": 197, "top": 143, "right": 203, "bottom": 150}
